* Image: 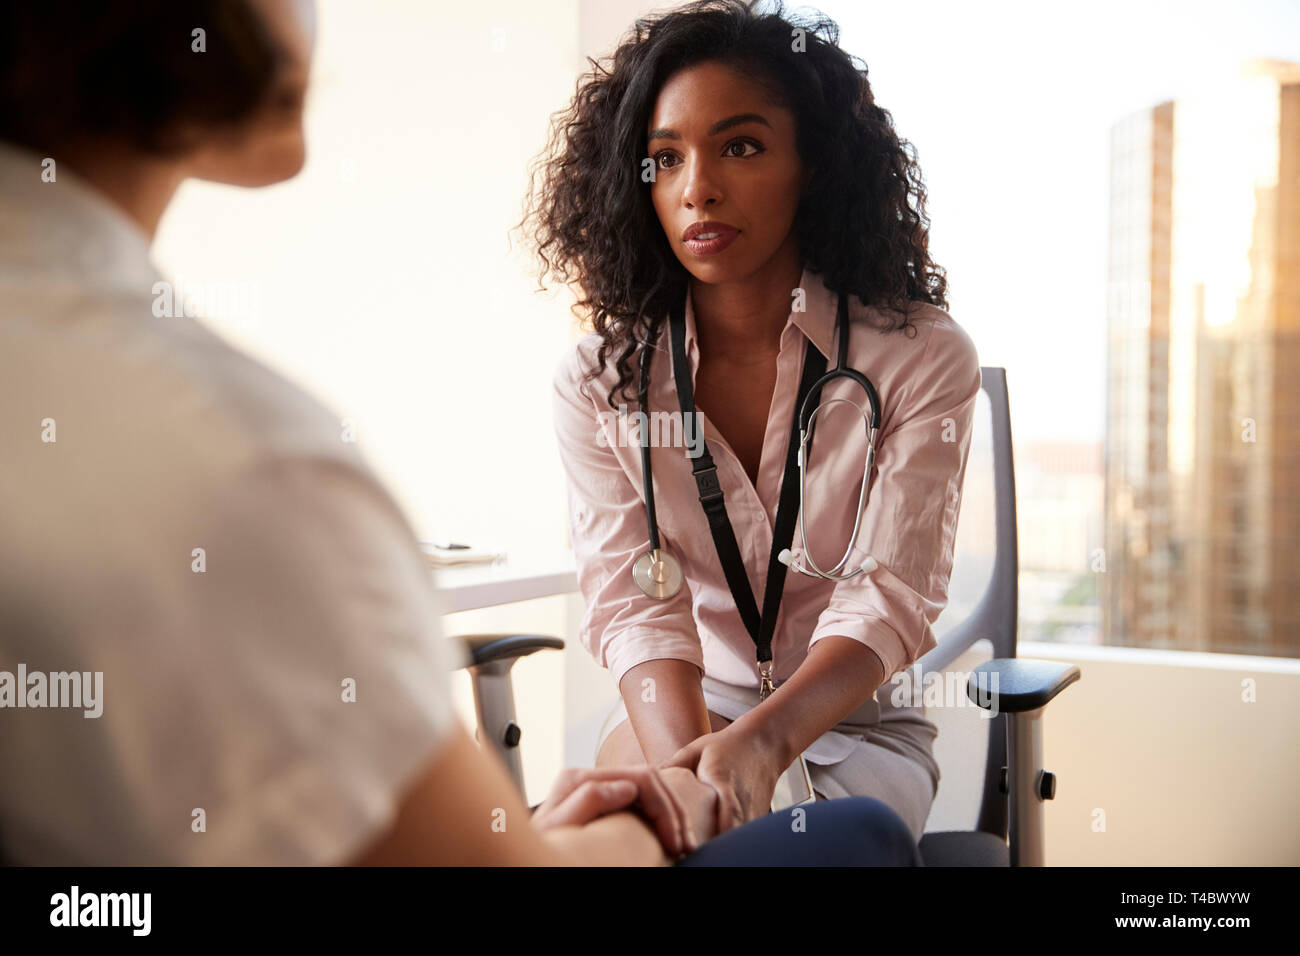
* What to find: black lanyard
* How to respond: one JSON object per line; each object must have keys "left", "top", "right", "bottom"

{"left": 667, "top": 298, "right": 828, "bottom": 668}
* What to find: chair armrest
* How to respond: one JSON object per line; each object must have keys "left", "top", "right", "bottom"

{"left": 458, "top": 633, "right": 565, "bottom": 669}
{"left": 966, "top": 658, "right": 1080, "bottom": 713}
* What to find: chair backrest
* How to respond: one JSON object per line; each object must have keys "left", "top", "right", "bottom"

{"left": 915, "top": 366, "right": 1018, "bottom": 840}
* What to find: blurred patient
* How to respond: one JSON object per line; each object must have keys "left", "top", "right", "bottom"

{"left": 0, "top": 0, "right": 718, "bottom": 865}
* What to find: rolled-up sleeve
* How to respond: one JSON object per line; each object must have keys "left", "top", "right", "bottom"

{"left": 809, "top": 320, "right": 982, "bottom": 681}
{"left": 551, "top": 349, "right": 704, "bottom": 688}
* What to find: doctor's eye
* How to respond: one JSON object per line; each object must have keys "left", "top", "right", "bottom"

{"left": 723, "top": 138, "right": 764, "bottom": 158}
{"left": 654, "top": 150, "right": 681, "bottom": 171}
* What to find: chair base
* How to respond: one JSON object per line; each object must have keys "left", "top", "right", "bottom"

{"left": 919, "top": 830, "right": 1011, "bottom": 866}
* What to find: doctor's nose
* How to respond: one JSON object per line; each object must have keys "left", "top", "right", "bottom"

{"left": 682, "top": 163, "right": 723, "bottom": 209}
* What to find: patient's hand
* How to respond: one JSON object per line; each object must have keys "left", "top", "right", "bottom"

{"left": 531, "top": 765, "right": 702, "bottom": 857}
{"left": 656, "top": 766, "right": 720, "bottom": 849}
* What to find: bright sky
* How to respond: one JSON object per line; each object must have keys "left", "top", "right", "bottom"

{"left": 808, "top": 0, "right": 1300, "bottom": 442}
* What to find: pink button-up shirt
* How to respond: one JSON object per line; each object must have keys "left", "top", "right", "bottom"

{"left": 551, "top": 265, "right": 981, "bottom": 700}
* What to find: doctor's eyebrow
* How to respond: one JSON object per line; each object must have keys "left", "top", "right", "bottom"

{"left": 647, "top": 112, "right": 773, "bottom": 142}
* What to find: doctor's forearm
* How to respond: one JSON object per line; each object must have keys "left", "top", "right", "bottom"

{"left": 619, "top": 659, "right": 714, "bottom": 765}
{"left": 732, "top": 636, "right": 887, "bottom": 769}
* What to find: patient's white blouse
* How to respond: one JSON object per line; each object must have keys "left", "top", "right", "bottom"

{"left": 0, "top": 142, "right": 462, "bottom": 865}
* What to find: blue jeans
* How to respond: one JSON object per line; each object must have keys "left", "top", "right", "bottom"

{"left": 675, "top": 796, "right": 924, "bottom": 866}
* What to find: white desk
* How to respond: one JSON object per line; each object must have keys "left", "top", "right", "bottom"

{"left": 431, "top": 550, "right": 578, "bottom": 614}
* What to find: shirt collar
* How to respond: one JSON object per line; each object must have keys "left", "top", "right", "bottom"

{"left": 681, "top": 263, "right": 839, "bottom": 375}
{"left": 0, "top": 139, "right": 160, "bottom": 294}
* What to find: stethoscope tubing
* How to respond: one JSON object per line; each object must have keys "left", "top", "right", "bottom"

{"left": 795, "top": 397, "right": 876, "bottom": 579}
{"left": 788, "top": 305, "right": 882, "bottom": 580}
{"left": 632, "top": 288, "right": 882, "bottom": 597}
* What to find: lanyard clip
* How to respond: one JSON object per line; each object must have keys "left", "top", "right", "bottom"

{"left": 758, "top": 659, "right": 775, "bottom": 702}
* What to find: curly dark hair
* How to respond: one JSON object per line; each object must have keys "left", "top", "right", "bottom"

{"left": 517, "top": 0, "right": 948, "bottom": 410}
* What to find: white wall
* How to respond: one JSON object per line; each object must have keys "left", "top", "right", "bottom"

{"left": 154, "top": 0, "right": 584, "bottom": 552}
{"left": 1014, "top": 642, "right": 1300, "bottom": 865}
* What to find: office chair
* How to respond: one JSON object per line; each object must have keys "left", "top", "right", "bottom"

{"left": 457, "top": 367, "right": 1080, "bottom": 866}
{"left": 454, "top": 633, "right": 565, "bottom": 796}
{"left": 912, "top": 366, "right": 1080, "bottom": 866}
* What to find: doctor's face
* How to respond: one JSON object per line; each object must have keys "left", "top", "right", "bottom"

{"left": 646, "top": 60, "right": 807, "bottom": 285}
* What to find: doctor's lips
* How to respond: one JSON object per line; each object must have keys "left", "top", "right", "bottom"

{"left": 682, "top": 220, "right": 739, "bottom": 256}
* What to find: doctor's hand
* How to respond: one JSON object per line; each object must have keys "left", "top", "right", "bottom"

{"left": 661, "top": 724, "right": 784, "bottom": 833}
{"left": 530, "top": 765, "right": 704, "bottom": 858}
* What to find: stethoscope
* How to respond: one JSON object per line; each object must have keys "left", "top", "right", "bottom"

{"left": 632, "top": 289, "right": 882, "bottom": 601}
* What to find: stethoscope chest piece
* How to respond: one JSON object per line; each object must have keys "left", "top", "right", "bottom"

{"left": 632, "top": 548, "right": 683, "bottom": 600}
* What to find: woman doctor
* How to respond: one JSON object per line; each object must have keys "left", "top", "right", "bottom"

{"left": 530, "top": 0, "right": 982, "bottom": 841}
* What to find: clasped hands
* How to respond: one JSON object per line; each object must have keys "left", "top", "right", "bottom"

{"left": 532, "top": 722, "right": 782, "bottom": 861}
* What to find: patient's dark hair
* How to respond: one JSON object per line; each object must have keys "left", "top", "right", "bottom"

{"left": 0, "top": 0, "right": 287, "bottom": 155}
{"left": 518, "top": 0, "right": 947, "bottom": 409}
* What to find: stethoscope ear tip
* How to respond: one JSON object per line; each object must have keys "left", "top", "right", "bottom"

{"left": 777, "top": 548, "right": 794, "bottom": 567}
